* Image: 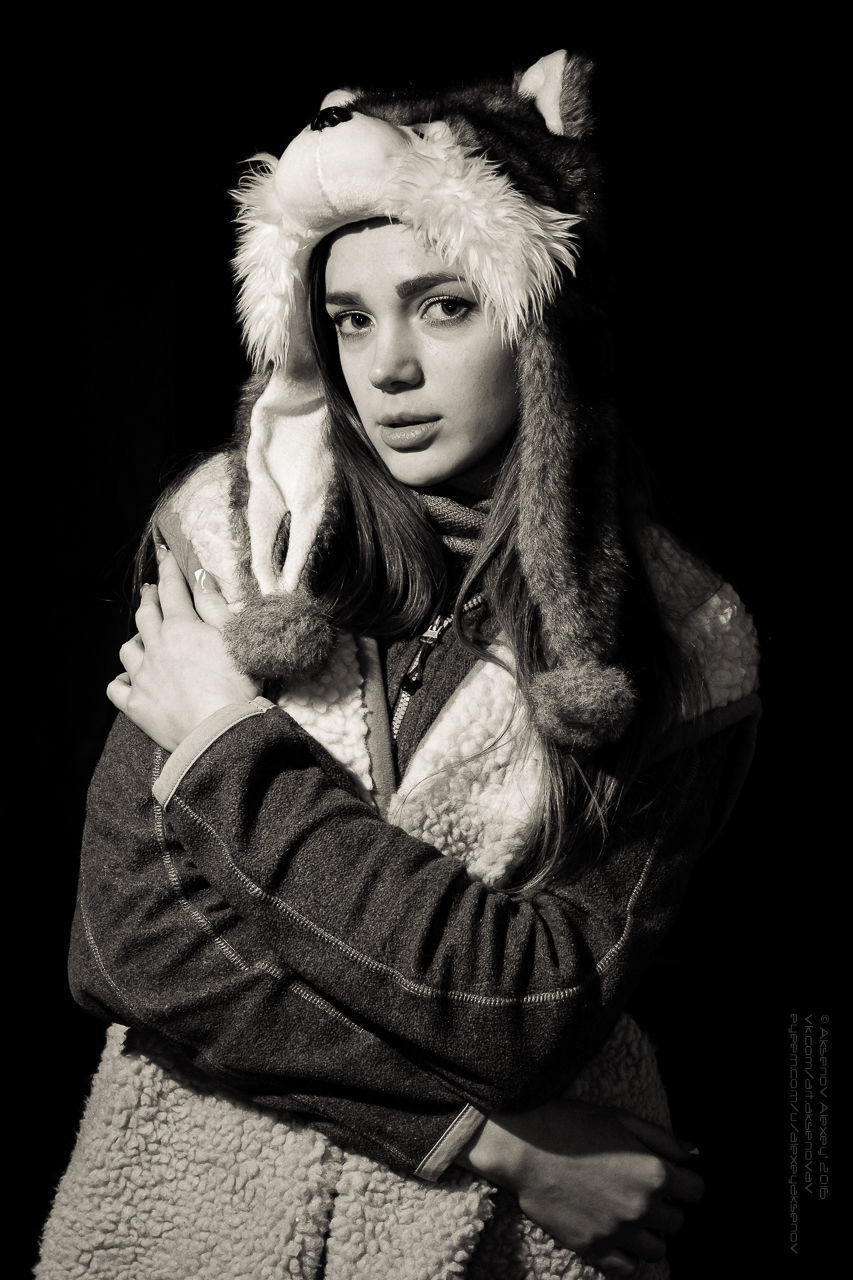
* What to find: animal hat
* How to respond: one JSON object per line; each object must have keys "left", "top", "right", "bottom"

{"left": 225, "top": 50, "right": 637, "bottom": 749}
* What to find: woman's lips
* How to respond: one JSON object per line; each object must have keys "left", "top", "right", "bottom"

{"left": 377, "top": 417, "right": 441, "bottom": 450}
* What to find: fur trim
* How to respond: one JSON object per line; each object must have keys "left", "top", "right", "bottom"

{"left": 223, "top": 589, "right": 335, "bottom": 681}
{"left": 514, "top": 322, "right": 636, "bottom": 744}
{"left": 232, "top": 116, "right": 581, "bottom": 370}
{"left": 232, "top": 154, "right": 306, "bottom": 373}
{"left": 386, "top": 131, "right": 580, "bottom": 346}
{"left": 528, "top": 663, "right": 636, "bottom": 749}
{"left": 515, "top": 325, "right": 628, "bottom": 657}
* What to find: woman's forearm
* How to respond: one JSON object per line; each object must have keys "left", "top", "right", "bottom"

{"left": 456, "top": 1099, "right": 703, "bottom": 1272}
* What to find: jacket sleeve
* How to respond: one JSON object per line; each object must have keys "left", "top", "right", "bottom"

{"left": 69, "top": 710, "right": 495, "bottom": 1178}
{"left": 140, "top": 693, "right": 757, "bottom": 1111}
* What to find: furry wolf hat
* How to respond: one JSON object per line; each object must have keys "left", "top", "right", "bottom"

{"left": 222, "top": 49, "right": 636, "bottom": 749}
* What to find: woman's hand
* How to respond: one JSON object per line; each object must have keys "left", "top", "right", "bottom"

{"left": 107, "top": 550, "right": 261, "bottom": 752}
{"left": 457, "top": 1097, "right": 703, "bottom": 1277}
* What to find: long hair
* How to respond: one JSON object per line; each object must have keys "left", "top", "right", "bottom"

{"left": 132, "top": 235, "right": 696, "bottom": 897}
{"left": 305, "top": 231, "right": 698, "bottom": 897}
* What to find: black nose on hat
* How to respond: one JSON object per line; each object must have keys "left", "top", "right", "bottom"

{"left": 311, "top": 105, "right": 353, "bottom": 131}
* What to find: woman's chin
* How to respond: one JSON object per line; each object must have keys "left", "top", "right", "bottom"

{"left": 382, "top": 453, "right": 464, "bottom": 490}
{"left": 383, "top": 440, "right": 514, "bottom": 497}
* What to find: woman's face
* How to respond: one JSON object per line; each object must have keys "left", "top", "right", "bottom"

{"left": 323, "top": 221, "right": 518, "bottom": 491}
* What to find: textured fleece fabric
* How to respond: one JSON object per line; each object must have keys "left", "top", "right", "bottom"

{"left": 39, "top": 456, "right": 759, "bottom": 1278}
{"left": 40, "top": 1018, "right": 670, "bottom": 1280}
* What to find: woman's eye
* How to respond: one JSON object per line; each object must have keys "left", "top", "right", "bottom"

{"left": 422, "top": 296, "right": 473, "bottom": 325}
{"left": 333, "top": 312, "right": 373, "bottom": 338}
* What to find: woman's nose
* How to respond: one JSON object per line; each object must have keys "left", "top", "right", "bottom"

{"left": 369, "top": 331, "right": 423, "bottom": 392}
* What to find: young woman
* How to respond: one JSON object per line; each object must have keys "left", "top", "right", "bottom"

{"left": 39, "top": 52, "right": 759, "bottom": 1280}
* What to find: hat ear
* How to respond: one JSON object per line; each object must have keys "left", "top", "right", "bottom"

{"left": 517, "top": 49, "right": 595, "bottom": 140}
{"left": 320, "top": 87, "right": 355, "bottom": 110}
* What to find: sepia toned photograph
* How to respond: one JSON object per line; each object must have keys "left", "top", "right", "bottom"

{"left": 28, "top": 15, "right": 831, "bottom": 1278}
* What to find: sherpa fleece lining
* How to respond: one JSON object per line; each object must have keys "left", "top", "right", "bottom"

{"left": 39, "top": 1014, "right": 673, "bottom": 1279}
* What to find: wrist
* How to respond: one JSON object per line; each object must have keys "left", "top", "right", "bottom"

{"left": 456, "top": 1115, "right": 522, "bottom": 1187}
{"left": 152, "top": 699, "right": 274, "bottom": 808}
{"left": 171, "top": 687, "right": 264, "bottom": 752}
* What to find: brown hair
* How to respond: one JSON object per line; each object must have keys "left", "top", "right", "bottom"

{"left": 304, "top": 232, "right": 697, "bottom": 896}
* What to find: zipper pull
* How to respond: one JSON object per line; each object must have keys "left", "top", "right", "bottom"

{"left": 400, "top": 614, "right": 448, "bottom": 695}
{"left": 400, "top": 646, "right": 430, "bottom": 695}
{"left": 389, "top": 596, "right": 485, "bottom": 743}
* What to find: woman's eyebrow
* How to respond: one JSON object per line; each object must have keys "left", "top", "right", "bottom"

{"left": 325, "top": 290, "right": 364, "bottom": 308}
{"left": 396, "top": 272, "right": 464, "bottom": 300}
{"left": 325, "top": 274, "right": 465, "bottom": 309}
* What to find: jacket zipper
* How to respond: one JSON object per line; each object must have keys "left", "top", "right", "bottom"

{"left": 390, "top": 594, "right": 484, "bottom": 742}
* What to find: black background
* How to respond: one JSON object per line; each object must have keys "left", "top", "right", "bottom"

{"left": 26, "top": 12, "right": 834, "bottom": 1277}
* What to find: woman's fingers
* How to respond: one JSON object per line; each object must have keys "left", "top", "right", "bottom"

{"left": 106, "top": 672, "right": 131, "bottom": 711}
{"left": 135, "top": 583, "right": 162, "bottom": 643}
{"left": 617, "top": 1111, "right": 697, "bottom": 1164}
{"left": 191, "top": 567, "right": 233, "bottom": 629}
{"left": 615, "top": 1110, "right": 704, "bottom": 1207}
{"left": 156, "top": 550, "right": 199, "bottom": 619}
{"left": 593, "top": 1253, "right": 637, "bottom": 1277}
{"left": 118, "top": 635, "right": 144, "bottom": 677}
{"left": 152, "top": 549, "right": 231, "bottom": 629}
{"left": 663, "top": 1161, "right": 704, "bottom": 1204}
{"left": 645, "top": 1199, "right": 685, "bottom": 1234}
{"left": 624, "top": 1228, "right": 667, "bottom": 1263}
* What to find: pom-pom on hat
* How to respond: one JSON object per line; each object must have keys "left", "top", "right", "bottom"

{"left": 227, "top": 50, "right": 638, "bottom": 749}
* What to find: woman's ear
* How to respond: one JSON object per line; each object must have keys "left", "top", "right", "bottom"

{"left": 516, "top": 50, "right": 595, "bottom": 140}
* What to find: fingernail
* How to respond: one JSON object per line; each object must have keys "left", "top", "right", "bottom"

{"left": 194, "top": 568, "right": 219, "bottom": 592}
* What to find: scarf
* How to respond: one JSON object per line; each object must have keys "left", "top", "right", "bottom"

{"left": 416, "top": 487, "right": 491, "bottom": 558}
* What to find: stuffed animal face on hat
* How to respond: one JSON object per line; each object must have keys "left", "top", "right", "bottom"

{"left": 234, "top": 52, "right": 596, "bottom": 371}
